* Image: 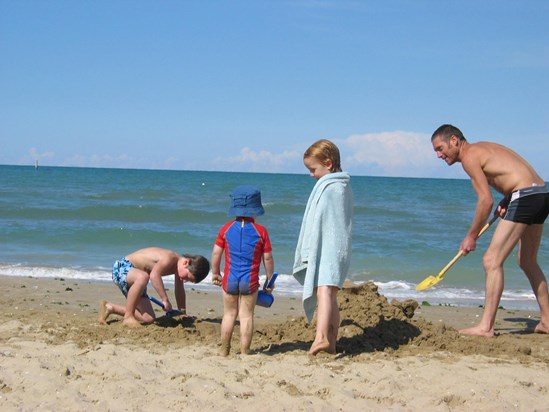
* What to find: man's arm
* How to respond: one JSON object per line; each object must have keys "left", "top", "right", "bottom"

{"left": 461, "top": 155, "right": 494, "bottom": 255}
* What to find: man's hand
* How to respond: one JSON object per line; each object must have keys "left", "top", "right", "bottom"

{"left": 495, "top": 196, "right": 509, "bottom": 218}
{"left": 460, "top": 235, "right": 477, "bottom": 256}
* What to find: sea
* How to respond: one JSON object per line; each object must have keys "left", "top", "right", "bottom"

{"left": 1, "top": 164, "right": 547, "bottom": 311}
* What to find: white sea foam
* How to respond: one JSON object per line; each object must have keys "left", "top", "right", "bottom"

{"left": 372, "top": 280, "right": 537, "bottom": 311}
{"left": 0, "top": 263, "right": 303, "bottom": 298}
{"left": 0, "top": 263, "right": 538, "bottom": 310}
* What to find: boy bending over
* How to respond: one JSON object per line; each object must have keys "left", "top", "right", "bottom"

{"left": 99, "top": 247, "right": 210, "bottom": 327}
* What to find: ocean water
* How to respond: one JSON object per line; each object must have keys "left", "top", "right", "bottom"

{"left": 1, "top": 164, "right": 547, "bottom": 310}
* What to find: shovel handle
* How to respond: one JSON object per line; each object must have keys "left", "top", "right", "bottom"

{"left": 266, "top": 272, "right": 278, "bottom": 289}
{"left": 148, "top": 295, "right": 183, "bottom": 316}
{"left": 436, "top": 214, "right": 499, "bottom": 279}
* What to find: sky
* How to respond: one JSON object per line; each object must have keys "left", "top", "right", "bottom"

{"left": 1, "top": 0, "right": 548, "bottom": 179}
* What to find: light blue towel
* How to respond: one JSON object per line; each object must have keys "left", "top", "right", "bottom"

{"left": 292, "top": 172, "right": 353, "bottom": 322}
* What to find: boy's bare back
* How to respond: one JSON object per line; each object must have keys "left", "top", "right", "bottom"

{"left": 125, "top": 247, "right": 180, "bottom": 274}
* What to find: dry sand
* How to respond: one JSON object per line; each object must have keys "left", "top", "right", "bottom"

{"left": 0, "top": 275, "right": 548, "bottom": 411}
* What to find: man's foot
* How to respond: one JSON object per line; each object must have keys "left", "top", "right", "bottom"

{"left": 459, "top": 325, "right": 495, "bottom": 337}
{"left": 309, "top": 338, "right": 335, "bottom": 356}
{"left": 122, "top": 317, "right": 142, "bottom": 328}
{"left": 98, "top": 300, "right": 113, "bottom": 324}
{"left": 534, "top": 321, "right": 549, "bottom": 334}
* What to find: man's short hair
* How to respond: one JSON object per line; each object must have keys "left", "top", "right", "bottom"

{"left": 431, "top": 124, "right": 466, "bottom": 142}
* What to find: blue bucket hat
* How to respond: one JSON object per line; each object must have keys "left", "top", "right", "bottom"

{"left": 228, "top": 186, "right": 265, "bottom": 217}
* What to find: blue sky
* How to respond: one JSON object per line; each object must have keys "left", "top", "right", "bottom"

{"left": 1, "top": 1, "right": 548, "bottom": 178}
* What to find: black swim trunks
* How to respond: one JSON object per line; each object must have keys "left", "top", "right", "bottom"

{"left": 503, "top": 185, "right": 549, "bottom": 225}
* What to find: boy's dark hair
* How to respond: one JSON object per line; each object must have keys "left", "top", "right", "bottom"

{"left": 431, "top": 124, "right": 466, "bottom": 142}
{"left": 184, "top": 254, "right": 210, "bottom": 283}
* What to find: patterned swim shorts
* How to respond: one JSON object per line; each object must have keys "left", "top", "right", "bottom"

{"left": 112, "top": 258, "right": 147, "bottom": 298}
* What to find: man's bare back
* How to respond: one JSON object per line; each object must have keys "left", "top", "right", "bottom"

{"left": 459, "top": 141, "right": 544, "bottom": 195}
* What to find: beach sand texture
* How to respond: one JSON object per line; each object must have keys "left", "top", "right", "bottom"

{"left": 1, "top": 275, "right": 548, "bottom": 411}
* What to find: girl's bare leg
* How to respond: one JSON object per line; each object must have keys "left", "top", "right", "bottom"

{"left": 310, "top": 286, "right": 339, "bottom": 355}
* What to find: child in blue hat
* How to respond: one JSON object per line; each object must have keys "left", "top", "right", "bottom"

{"left": 211, "top": 186, "right": 275, "bottom": 356}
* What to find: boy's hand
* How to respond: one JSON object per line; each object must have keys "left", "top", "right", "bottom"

{"left": 211, "top": 274, "right": 223, "bottom": 286}
{"left": 163, "top": 299, "right": 173, "bottom": 312}
{"left": 263, "top": 280, "right": 274, "bottom": 294}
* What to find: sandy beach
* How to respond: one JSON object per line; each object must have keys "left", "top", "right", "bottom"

{"left": 1, "top": 275, "right": 548, "bottom": 411}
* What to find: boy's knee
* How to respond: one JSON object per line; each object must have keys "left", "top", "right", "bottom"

{"left": 132, "top": 271, "right": 150, "bottom": 286}
{"left": 141, "top": 313, "right": 155, "bottom": 323}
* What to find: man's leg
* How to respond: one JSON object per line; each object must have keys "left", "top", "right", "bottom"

{"left": 460, "top": 219, "right": 526, "bottom": 337}
{"left": 518, "top": 224, "right": 549, "bottom": 333}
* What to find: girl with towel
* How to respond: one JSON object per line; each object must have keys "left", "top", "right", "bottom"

{"left": 293, "top": 139, "right": 353, "bottom": 355}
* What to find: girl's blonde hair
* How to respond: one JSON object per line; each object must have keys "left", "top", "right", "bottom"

{"left": 303, "top": 139, "right": 342, "bottom": 172}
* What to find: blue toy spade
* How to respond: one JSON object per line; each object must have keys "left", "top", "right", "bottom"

{"left": 148, "top": 295, "right": 184, "bottom": 317}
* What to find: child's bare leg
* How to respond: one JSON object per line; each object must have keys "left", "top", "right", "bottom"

{"left": 310, "top": 286, "right": 339, "bottom": 355}
{"left": 220, "top": 291, "right": 239, "bottom": 356}
{"left": 329, "top": 299, "right": 340, "bottom": 354}
{"left": 98, "top": 300, "right": 125, "bottom": 324}
{"left": 98, "top": 300, "right": 111, "bottom": 324}
{"left": 135, "top": 297, "right": 156, "bottom": 324}
{"left": 238, "top": 292, "right": 257, "bottom": 355}
{"left": 123, "top": 269, "right": 149, "bottom": 327}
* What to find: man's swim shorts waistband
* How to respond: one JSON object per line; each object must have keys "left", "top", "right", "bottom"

{"left": 510, "top": 184, "right": 549, "bottom": 203}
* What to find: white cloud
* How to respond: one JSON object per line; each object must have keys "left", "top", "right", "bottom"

{"left": 29, "top": 147, "right": 55, "bottom": 161}
{"left": 212, "top": 147, "right": 301, "bottom": 173}
{"left": 205, "top": 131, "right": 466, "bottom": 178}
{"left": 337, "top": 131, "right": 464, "bottom": 178}
{"left": 15, "top": 148, "right": 56, "bottom": 166}
{"left": 16, "top": 131, "right": 467, "bottom": 179}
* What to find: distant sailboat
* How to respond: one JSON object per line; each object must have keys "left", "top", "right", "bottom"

{"left": 35, "top": 160, "right": 38, "bottom": 169}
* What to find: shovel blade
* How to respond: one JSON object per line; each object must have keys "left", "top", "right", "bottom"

{"left": 415, "top": 275, "right": 441, "bottom": 291}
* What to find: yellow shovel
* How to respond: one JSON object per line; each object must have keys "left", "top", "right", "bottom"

{"left": 416, "top": 215, "right": 499, "bottom": 291}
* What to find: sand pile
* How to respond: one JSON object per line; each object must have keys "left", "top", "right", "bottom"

{"left": 26, "top": 281, "right": 544, "bottom": 363}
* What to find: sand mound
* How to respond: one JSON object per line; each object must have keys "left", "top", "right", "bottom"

{"left": 30, "top": 282, "right": 544, "bottom": 363}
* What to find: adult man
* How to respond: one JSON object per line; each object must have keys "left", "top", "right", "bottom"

{"left": 431, "top": 124, "right": 549, "bottom": 337}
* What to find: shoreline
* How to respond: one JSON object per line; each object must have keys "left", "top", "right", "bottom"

{"left": 0, "top": 267, "right": 540, "bottom": 312}
{"left": 1, "top": 275, "right": 548, "bottom": 411}
{"left": 0, "top": 273, "right": 541, "bottom": 329}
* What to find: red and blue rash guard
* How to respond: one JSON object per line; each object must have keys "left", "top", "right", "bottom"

{"left": 215, "top": 217, "right": 272, "bottom": 295}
